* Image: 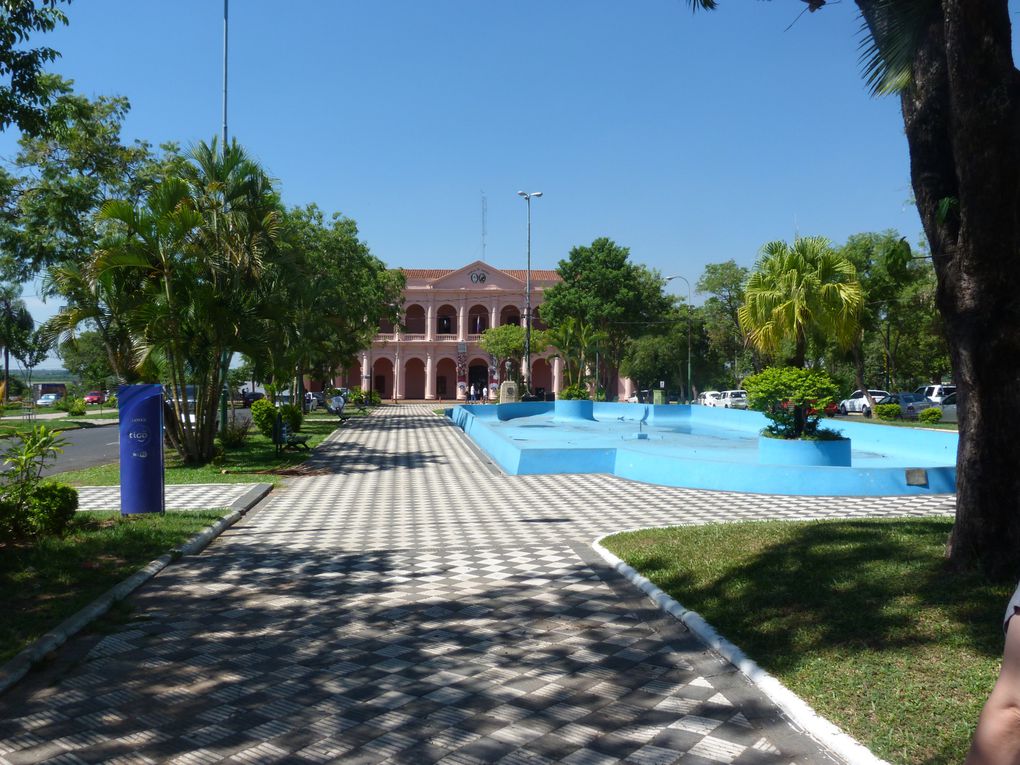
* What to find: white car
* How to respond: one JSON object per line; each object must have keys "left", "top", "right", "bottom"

{"left": 718, "top": 390, "right": 748, "bottom": 409}
{"left": 838, "top": 389, "right": 890, "bottom": 416}
{"left": 35, "top": 393, "right": 61, "bottom": 407}
{"left": 913, "top": 383, "right": 956, "bottom": 405}
{"left": 698, "top": 391, "right": 722, "bottom": 406}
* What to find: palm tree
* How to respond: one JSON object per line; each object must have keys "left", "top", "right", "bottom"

{"left": 94, "top": 176, "right": 207, "bottom": 460}
{"left": 738, "top": 237, "right": 863, "bottom": 368}
{"left": 0, "top": 286, "right": 34, "bottom": 403}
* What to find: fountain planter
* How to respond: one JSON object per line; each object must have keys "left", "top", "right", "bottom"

{"left": 553, "top": 399, "right": 596, "bottom": 421}
{"left": 758, "top": 435, "right": 851, "bottom": 467}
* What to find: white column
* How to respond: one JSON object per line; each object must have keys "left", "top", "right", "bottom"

{"left": 622, "top": 376, "right": 634, "bottom": 401}
{"left": 553, "top": 356, "right": 562, "bottom": 394}
{"left": 425, "top": 352, "right": 436, "bottom": 400}
{"left": 426, "top": 303, "right": 434, "bottom": 341}
{"left": 489, "top": 299, "right": 497, "bottom": 331}
{"left": 393, "top": 355, "right": 402, "bottom": 400}
{"left": 362, "top": 351, "right": 371, "bottom": 392}
{"left": 457, "top": 295, "right": 467, "bottom": 341}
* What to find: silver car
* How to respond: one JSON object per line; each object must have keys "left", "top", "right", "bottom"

{"left": 939, "top": 392, "right": 957, "bottom": 423}
{"left": 875, "top": 392, "right": 933, "bottom": 419}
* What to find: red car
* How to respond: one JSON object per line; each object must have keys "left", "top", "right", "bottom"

{"left": 84, "top": 391, "right": 106, "bottom": 405}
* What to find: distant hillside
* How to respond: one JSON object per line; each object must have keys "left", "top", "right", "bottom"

{"left": 10, "top": 369, "right": 72, "bottom": 382}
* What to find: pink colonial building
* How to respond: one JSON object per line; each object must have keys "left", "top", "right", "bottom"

{"left": 338, "top": 261, "right": 563, "bottom": 401}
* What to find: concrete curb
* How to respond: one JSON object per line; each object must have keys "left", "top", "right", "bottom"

{"left": 591, "top": 532, "right": 890, "bottom": 765}
{"left": 0, "top": 482, "right": 273, "bottom": 698}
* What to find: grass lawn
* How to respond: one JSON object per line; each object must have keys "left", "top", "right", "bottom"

{"left": 0, "top": 419, "right": 91, "bottom": 438}
{"left": 52, "top": 417, "right": 340, "bottom": 487}
{"left": 602, "top": 519, "right": 1009, "bottom": 765}
{"left": 0, "top": 509, "right": 228, "bottom": 663}
{"left": 829, "top": 415, "right": 958, "bottom": 431}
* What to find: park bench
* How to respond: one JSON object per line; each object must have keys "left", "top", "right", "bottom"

{"left": 273, "top": 417, "right": 310, "bottom": 453}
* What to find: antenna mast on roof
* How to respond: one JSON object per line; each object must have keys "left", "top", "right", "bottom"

{"left": 481, "top": 191, "right": 487, "bottom": 260}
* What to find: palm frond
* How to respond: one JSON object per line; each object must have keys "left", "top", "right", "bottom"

{"left": 857, "top": 0, "right": 939, "bottom": 96}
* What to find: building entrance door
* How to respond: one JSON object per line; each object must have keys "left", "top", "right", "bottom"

{"left": 468, "top": 364, "right": 488, "bottom": 398}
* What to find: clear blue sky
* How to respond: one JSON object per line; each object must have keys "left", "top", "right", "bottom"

{"left": 6, "top": 0, "right": 1005, "bottom": 363}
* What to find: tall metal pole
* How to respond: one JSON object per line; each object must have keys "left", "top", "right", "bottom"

{"left": 517, "top": 191, "right": 542, "bottom": 395}
{"left": 219, "top": 0, "right": 229, "bottom": 437}
{"left": 525, "top": 197, "right": 531, "bottom": 393}
{"left": 667, "top": 275, "right": 693, "bottom": 403}
{"left": 222, "top": 0, "right": 228, "bottom": 149}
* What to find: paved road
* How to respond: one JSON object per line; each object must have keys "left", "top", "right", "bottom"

{"left": 40, "top": 425, "right": 121, "bottom": 476}
{"left": 0, "top": 405, "right": 955, "bottom": 764}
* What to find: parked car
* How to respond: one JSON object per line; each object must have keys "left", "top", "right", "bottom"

{"left": 718, "top": 390, "right": 748, "bottom": 409}
{"left": 875, "top": 392, "right": 932, "bottom": 419}
{"left": 837, "top": 389, "right": 890, "bottom": 416}
{"left": 241, "top": 390, "right": 265, "bottom": 407}
{"left": 303, "top": 392, "right": 319, "bottom": 412}
{"left": 939, "top": 392, "right": 958, "bottom": 423}
{"left": 35, "top": 393, "right": 61, "bottom": 407}
{"left": 698, "top": 391, "right": 722, "bottom": 406}
{"left": 913, "top": 383, "right": 956, "bottom": 405}
{"left": 83, "top": 390, "right": 106, "bottom": 405}
{"left": 626, "top": 389, "right": 652, "bottom": 403}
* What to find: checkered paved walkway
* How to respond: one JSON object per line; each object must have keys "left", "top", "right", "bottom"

{"left": 77, "top": 484, "right": 259, "bottom": 512}
{"left": 0, "top": 405, "right": 954, "bottom": 764}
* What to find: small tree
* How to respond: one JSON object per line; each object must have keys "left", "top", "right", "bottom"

{"left": 744, "top": 366, "right": 841, "bottom": 440}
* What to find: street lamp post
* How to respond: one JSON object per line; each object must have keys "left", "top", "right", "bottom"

{"left": 517, "top": 190, "right": 542, "bottom": 395}
{"left": 666, "top": 275, "right": 692, "bottom": 403}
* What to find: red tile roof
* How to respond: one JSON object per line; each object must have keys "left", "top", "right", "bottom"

{"left": 399, "top": 268, "right": 561, "bottom": 283}
{"left": 504, "top": 270, "right": 561, "bottom": 282}
{"left": 400, "top": 269, "right": 454, "bottom": 280}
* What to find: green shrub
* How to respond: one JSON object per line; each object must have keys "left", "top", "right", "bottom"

{"left": 875, "top": 403, "right": 902, "bottom": 421}
{"left": 348, "top": 388, "right": 365, "bottom": 405}
{"left": 744, "top": 366, "right": 842, "bottom": 440}
{"left": 278, "top": 403, "right": 303, "bottom": 432}
{"left": 0, "top": 425, "right": 70, "bottom": 541}
{"left": 64, "top": 397, "right": 86, "bottom": 416}
{"left": 28, "top": 483, "right": 78, "bottom": 536}
{"left": 250, "top": 398, "right": 277, "bottom": 437}
{"left": 106, "top": 394, "right": 118, "bottom": 409}
{"left": 219, "top": 415, "right": 251, "bottom": 448}
{"left": 918, "top": 407, "right": 943, "bottom": 424}
{"left": 368, "top": 390, "right": 382, "bottom": 406}
{"left": 559, "top": 383, "right": 590, "bottom": 400}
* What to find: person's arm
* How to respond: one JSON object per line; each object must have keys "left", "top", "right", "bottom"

{"left": 967, "top": 617, "right": 1020, "bottom": 764}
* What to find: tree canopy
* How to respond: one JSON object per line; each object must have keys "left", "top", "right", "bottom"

{"left": 541, "top": 237, "right": 671, "bottom": 382}
{"left": 0, "top": 1, "right": 69, "bottom": 135}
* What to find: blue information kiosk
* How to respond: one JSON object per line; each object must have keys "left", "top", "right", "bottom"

{"left": 118, "top": 384, "right": 165, "bottom": 515}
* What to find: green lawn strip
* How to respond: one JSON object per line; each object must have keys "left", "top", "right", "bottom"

{"left": 828, "top": 416, "right": 957, "bottom": 431}
{"left": 0, "top": 509, "right": 228, "bottom": 664}
{"left": 602, "top": 519, "right": 1007, "bottom": 765}
{"left": 51, "top": 418, "right": 339, "bottom": 488}
{"left": 0, "top": 420, "right": 88, "bottom": 438}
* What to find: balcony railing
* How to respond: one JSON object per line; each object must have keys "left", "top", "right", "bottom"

{"left": 435, "top": 334, "right": 458, "bottom": 342}
{"left": 402, "top": 333, "right": 427, "bottom": 341}
{"left": 374, "top": 333, "right": 397, "bottom": 342}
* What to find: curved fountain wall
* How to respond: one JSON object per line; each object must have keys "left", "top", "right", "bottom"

{"left": 447, "top": 402, "right": 957, "bottom": 496}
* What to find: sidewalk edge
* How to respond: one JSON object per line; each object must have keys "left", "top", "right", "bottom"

{"left": 0, "top": 482, "right": 273, "bottom": 697}
{"left": 591, "top": 532, "right": 890, "bottom": 765}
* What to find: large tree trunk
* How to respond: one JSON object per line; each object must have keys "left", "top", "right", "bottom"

{"left": 858, "top": 0, "right": 1020, "bottom": 579}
